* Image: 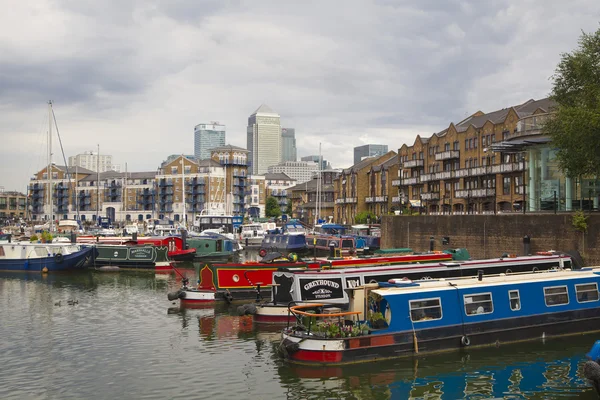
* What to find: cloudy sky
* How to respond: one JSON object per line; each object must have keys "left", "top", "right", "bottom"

{"left": 1, "top": 0, "right": 599, "bottom": 192}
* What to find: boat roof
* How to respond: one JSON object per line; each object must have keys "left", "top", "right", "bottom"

{"left": 372, "top": 267, "right": 600, "bottom": 296}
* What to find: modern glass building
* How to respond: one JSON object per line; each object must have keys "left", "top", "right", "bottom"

{"left": 354, "top": 144, "right": 389, "bottom": 164}
{"left": 194, "top": 122, "right": 226, "bottom": 160}
{"left": 247, "top": 104, "right": 281, "bottom": 175}
{"left": 301, "top": 155, "right": 331, "bottom": 171}
{"left": 281, "top": 128, "right": 297, "bottom": 162}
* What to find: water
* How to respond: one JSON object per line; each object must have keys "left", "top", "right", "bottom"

{"left": 0, "top": 268, "right": 598, "bottom": 400}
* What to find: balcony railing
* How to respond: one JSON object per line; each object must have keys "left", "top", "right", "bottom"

{"left": 434, "top": 171, "right": 453, "bottom": 180}
{"left": 421, "top": 192, "right": 440, "bottom": 200}
{"left": 335, "top": 198, "right": 345, "bottom": 204}
{"left": 375, "top": 196, "right": 388, "bottom": 203}
{"left": 402, "top": 159, "right": 424, "bottom": 168}
{"left": 455, "top": 169, "right": 469, "bottom": 178}
{"left": 434, "top": 150, "right": 460, "bottom": 161}
{"left": 391, "top": 179, "right": 401, "bottom": 187}
{"left": 419, "top": 173, "right": 433, "bottom": 183}
{"left": 345, "top": 197, "right": 357, "bottom": 204}
{"left": 365, "top": 197, "right": 374, "bottom": 203}
{"left": 455, "top": 188, "right": 496, "bottom": 198}
{"left": 401, "top": 177, "right": 418, "bottom": 185}
{"left": 391, "top": 196, "right": 401, "bottom": 203}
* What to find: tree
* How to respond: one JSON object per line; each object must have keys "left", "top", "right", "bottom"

{"left": 265, "top": 197, "right": 281, "bottom": 218}
{"left": 543, "top": 27, "right": 600, "bottom": 179}
{"left": 355, "top": 211, "right": 377, "bottom": 224}
{"left": 286, "top": 199, "right": 292, "bottom": 216}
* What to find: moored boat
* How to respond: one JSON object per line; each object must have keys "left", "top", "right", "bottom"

{"left": 255, "top": 251, "right": 572, "bottom": 323}
{"left": 90, "top": 243, "right": 172, "bottom": 270}
{"left": 0, "top": 240, "right": 94, "bottom": 272}
{"left": 279, "top": 266, "right": 600, "bottom": 365}
{"left": 239, "top": 223, "right": 266, "bottom": 247}
{"left": 77, "top": 234, "right": 196, "bottom": 261}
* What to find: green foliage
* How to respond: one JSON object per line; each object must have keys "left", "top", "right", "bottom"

{"left": 30, "top": 234, "right": 39, "bottom": 242}
{"left": 368, "top": 311, "right": 385, "bottom": 322}
{"left": 312, "top": 321, "right": 369, "bottom": 338}
{"left": 572, "top": 210, "right": 588, "bottom": 233}
{"left": 40, "top": 231, "right": 53, "bottom": 243}
{"left": 355, "top": 211, "right": 377, "bottom": 224}
{"left": 285, "top": 200, "right": 292, "bottom": 216}
{"left": 544, "top": 27, "right": 600, "bottom": 178}
{"left": 265, "top": 197, "right": 281, "bottom": 218}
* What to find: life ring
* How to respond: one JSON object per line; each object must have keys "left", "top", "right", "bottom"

{"left": 532, "top": 267, "right": 539, "bottom": 272}
{"left": 258, "top": 248, "right": 267, "bottom": 258}
{"left": 461, "top": 335, "right": 471, "bottom": 346}
{"left": 54, "top": 253, "right": 64, "bottom": 264}
{"left": 505, "top": 269, "right": 512, "bottom": 274}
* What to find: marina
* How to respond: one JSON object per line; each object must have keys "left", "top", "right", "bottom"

{"left": 0, "top": 268, "right": 598, "bottom": 399}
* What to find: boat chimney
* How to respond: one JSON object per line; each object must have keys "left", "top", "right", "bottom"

{"left": 477, "top": 270, "right": 483, "bottom": 281}
{"left": 429, "top": 236, "right": 434, "bottom": 252}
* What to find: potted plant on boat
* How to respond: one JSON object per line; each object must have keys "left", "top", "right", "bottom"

{"left": 368, "top": 311, "right": 387, "bottom": 329}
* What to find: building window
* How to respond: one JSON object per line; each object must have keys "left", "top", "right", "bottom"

{"left": 509, "top": 290, "right": 521, "bottom": 311}
{"left": 409, "top": 298, "right": 442, "bottom": 322}
{"left": 453, "top": 141, "right": 459, "bottom": 151}
{"left": 465, "top": 139, "right": 469, "bottom": 150}
{"left": 464, "top": 293, "right": 493, "bottom": 315}
{"left": 503, "top": 177, "right": 510, "bottom": 195}
{"left": 445, "top": 143, "right": 450, "bottom": 151}
{"left": 473, "top": 138, "right": 477, "bottom": 149}
{"left": 544, "top": 286, "right": 569, "bottom": 306}
{"left": 575, "top": 283, "right": 599, "bottom": 303}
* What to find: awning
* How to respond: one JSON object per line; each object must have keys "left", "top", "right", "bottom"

{"left": 409, "top": 200, "right": 422, "bottom": 207}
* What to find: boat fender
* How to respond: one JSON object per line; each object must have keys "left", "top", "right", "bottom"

{"left": 167, "top": 290, "right": 182, "bottom": 301}
{"left": 583, "top": 360, "right": 600, "bottom": 394}
{"left": 259, "top": 248, "right": 267, "bottom": 258}
{"left": 532, "top": 267, "right": 539, "bottom": 272}
{"left": 223, "top": 291, "right": 234, "bottom": 304}
{"left": 178, "top": 290, "right": 186, "bottom": 299}
{"left": 588, "top": 340, "right": 600, "bottom": 362}
{"left": 288, "top": 253, "right": 298, "bottom": 262}
{"left": 54, "top": 253, "right": 64, "bottom": 264}
{"left": 505, "top": 269, "right": 512, "bottom": 274}
{"left": 461, "top": 335, "right": 471, "bottom": 347}
{"left": 279, "top": 338, "right": 300, "bottom": 356}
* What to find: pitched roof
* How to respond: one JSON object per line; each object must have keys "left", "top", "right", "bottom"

{"left": 252, "top": 103, "right": 278, "bottom": 115}
{"left": 264, "top": 172, "right": 294, "bottom": 181}
{"left": 211, "top": 144, "right": 249, "bottom": 153}
{"left": 79, "top": 171, "right": 157, "bottom": 181}
{"left": 54, "top": 165, "right": 96, "bottom": 175}
{"left": 197, "top": 159, "right": 223, "bottom": 167}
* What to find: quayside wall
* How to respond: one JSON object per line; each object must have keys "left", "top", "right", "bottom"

{"left": 380, "top": 213, "right": 600, "bottom": 265}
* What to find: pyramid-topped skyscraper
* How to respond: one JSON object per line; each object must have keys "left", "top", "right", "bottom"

{"left": 247, "top": 104, "right": 281, "bottom": 175}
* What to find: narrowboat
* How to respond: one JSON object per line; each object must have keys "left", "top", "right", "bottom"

{"left": 77, "top": 235, "right": 196, "bottom": 261}
{"left": 90, "top": 244, "right": 172, "bottom": 270}
{"left": 259, "top": 234, "right": 308, "bottom": 256}
{"left": 185, "top": 235, "right": 235, "bottom": 260}
{"left": 255, "top": 252, "right": 571, "bottom": 323}
{"left": 279, "top": 266, "right": 600, "bottom": 365}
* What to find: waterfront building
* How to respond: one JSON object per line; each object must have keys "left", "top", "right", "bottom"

{"left": 68, "top": 152, "right": 120, "bottom": 173}
{"left": 265, "top": 173, "right": 297, "bottom": 215}
{"left": 354, "top": 144, "right": 388, "bottom": 165}
{"left": 247, "top": 104, "right": 281, "bottom": 175}
{"left": 393, "top": 97, "right": 579, "bottom": 215}
{"left": 246, "top": 175, "right": 266, "bottom": 218}
{"left": 194, "top": 122, "right": 226, "bottom": 160}
{"left": 210, "top": 145, "right": 249, "bottom": 215}
{"left": 288, "top": 170, "right": 340, "bottom": 225}
{"left": 281, "top": 128, "right": 297, "bottom": 162}
{"left": 0, "top": 190, "right": 27, "bottom": 220}
{"left": 161, "top": 154, "right": 198, "bottom": 167}
{"left": 267, "top": 161, "right": 318, "bottom": 184}
{"left": 301, "top": 155, "right": 331, "bottom": 171}
{"left": 334, "top": 152, "right": 397, "bottom": 224}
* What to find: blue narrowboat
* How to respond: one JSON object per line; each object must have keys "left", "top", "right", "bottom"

{"left": 260, "top": 233, "right": 308, "bottom": 256}
{"left": 280, "top": 267, "right": 600, "bottom": 365}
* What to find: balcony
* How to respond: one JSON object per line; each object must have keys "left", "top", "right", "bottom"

{"left": 402, "top": 159, "right": 424, "bottom": 168}
{"left": 435, "top": 150, "right": 460, "bottom": 161}
{"left": 515, "top": 112, "right": 553, "bottom": 137}
{"left": 391, "top": 196, "right": 401, "bottom": 203}
{"left": 346, "top": 197, "right": 357, "bottom": 204}
{"left": 159, "top": 180, "right": 173, "bottom": 187}
{"left": 375, "top": 196, "right": 388, "bottom": 203}
{"left": 434, "top": 171, "right": 453, "bottom": 180}
{"left": 391, "top": 179, "right": 401, "bottom": 187}
{"left": 469, "top": 166, "right": 489, "bottom": 177}
{"left": 335, "top": 198, "right": 345, "bottom": 204}
{"left": 455, "top": 188, "right": 496, "bottom": 198}
{"left": 490, "top": 161, "right": 526, "bottom": 173}
{"left": 421, "top": 192, "right": 440, "bottom": 200}
{"left": 419, "top": 173, "right": 434, "bottom": 183}
{"left": 160, "top": 188, "right": 174, "bottom": 195}
{"left": 401, "top": 177, "right": 418, "bottom": 185}
{"left": 455, "top": 169, "right": 469, "bottom": 178}
{"left": 365, "top": 197, "right": 374, "bottom": 203}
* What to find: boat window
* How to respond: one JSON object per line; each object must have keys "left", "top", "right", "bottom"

{"left": 409, "top": 298, "right": 442, "bottom": 322}
{"left": 213, "top": 218, "right": 222, "bottom": 224}
{"left": 341, "top": 239, "right": 354, "bottom": 248}
{"left": 575, "top": 283, "right": 599, "bottom": 303}
{"left": 264, "top": 236, "right": 271, "bottom": 244}
{"left": 544, "top": 286, "right": 569, "bottom": 306}
{"left": 464, "top": 293, "right": 494, "bottom": 315}
{"left": 509, "top": 290, "right": 521, "bottom": 311}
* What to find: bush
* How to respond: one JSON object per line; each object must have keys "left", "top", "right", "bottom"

{"left": 573, "top": 210, "right": 588, "bottom": 233}
{"left": 30, "top": 234, "right": 39, "bottom": 242}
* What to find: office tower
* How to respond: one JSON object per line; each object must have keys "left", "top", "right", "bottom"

{"left": 353, "top": 144, "right": 388, "bottom": 164}
{"left": 194, "top": 122, "right": 226, "bottom": 160}
{"left": 68, "top": 152, "right": 119, "bottom": 173}
{"left": 301, "top": 155, "right": 331, "bottom": 171}
{"left": 281, "top": 128, "right": 297, "bottom": 162}
{"left": 247, "top": 104, "right": 281, "bottom": 175}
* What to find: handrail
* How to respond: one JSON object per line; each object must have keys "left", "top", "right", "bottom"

{"left": 289, "top": 303, "right": 361, "bottom": 318}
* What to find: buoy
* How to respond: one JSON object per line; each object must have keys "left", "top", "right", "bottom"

{"left": 42, "top": 266, "right": 49, "bottom": 273}
{"left": 461, "top": 335, "right": 471, "bottom": 346}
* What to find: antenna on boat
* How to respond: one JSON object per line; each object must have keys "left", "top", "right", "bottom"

{"left": 48, "top": 100, "right": 54, "bottom": 232}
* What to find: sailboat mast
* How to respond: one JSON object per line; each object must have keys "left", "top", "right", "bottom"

{"left": 97, "top": 144, "right": 100, "bottom": 225}
{"left": 48, "top": 100, "right": 53, "bottom": 231}
{"left": 181, "top": 156, "right": 186, "bottom": 229}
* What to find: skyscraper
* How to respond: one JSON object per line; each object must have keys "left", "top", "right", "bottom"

{"left": 301, "top": 155, "right": 331, "bottom": 171}
{"left": 247, "top": 104, "right": 281, "bottom": 175}
{"left": 281, "top": 128, "right": 297, "bottom": 162}
{"left": 353, "top": 144, "right": 388, "bottom": 164}
{"left": 194, "top": 122, "right": 226, "bottom": 160}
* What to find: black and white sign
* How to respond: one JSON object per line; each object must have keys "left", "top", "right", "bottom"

{"left": 299, "top": 277, "right": 344, "bottom": 300}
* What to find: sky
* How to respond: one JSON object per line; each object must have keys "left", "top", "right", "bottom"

{"left": 1, "top": 0, "right": 599, "bottom": 192}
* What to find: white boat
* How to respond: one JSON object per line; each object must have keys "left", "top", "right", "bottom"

{"left": 239, "top": 223, "right": 265, "bottom": 246}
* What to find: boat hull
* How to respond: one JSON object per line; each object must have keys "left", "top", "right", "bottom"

{"left": 281, "top": 308, "right": 600, "bottom": 365}
{"left": 254, "top": 304, "right": 297, "bottom": 324}
{"left": 91, "top": 244, "right": 172, "bottom": 269}
{"left": 0, "top": 246, "right": 94, "bottom": 272}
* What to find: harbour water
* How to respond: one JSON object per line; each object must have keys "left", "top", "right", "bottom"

{"left": 0, "top": 266, "right": 598, "bottom": 400}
